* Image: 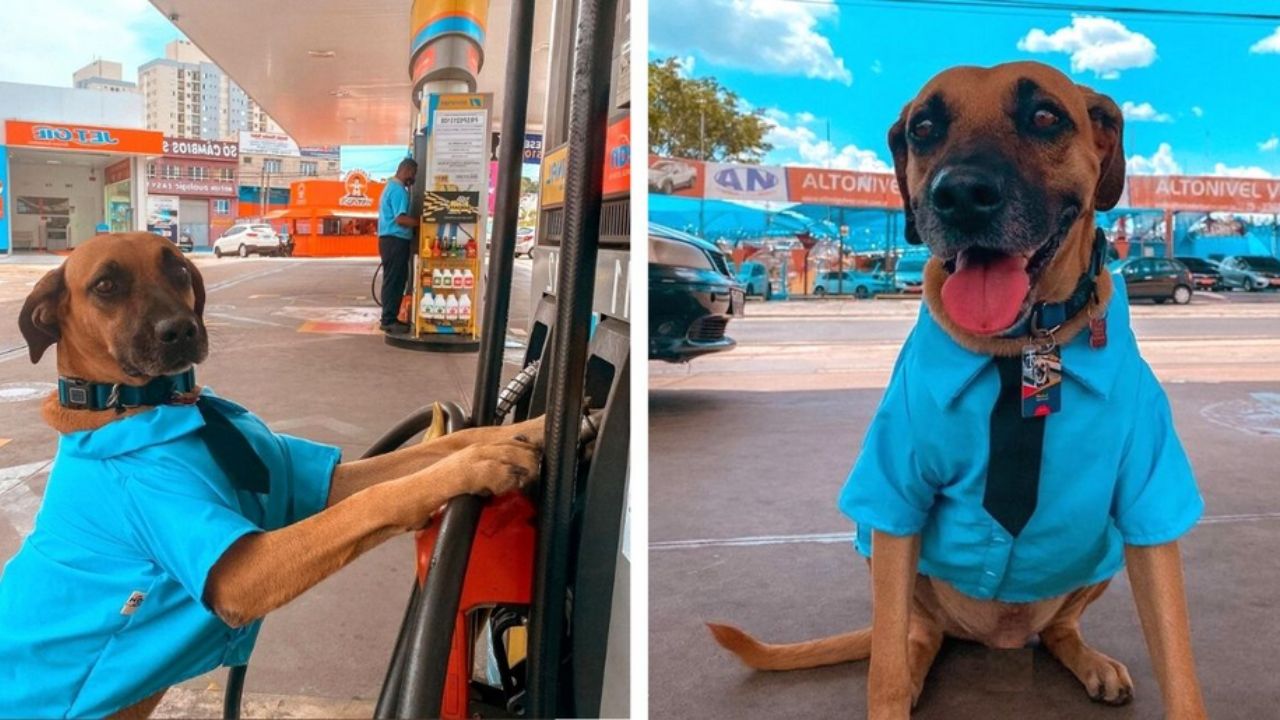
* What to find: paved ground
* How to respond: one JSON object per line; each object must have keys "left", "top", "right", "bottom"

{"left": 650, "top": 292, "right": 1280, "bottom": 719}
{"left": 0, "top": 254, "right": 536, "bottom": 716}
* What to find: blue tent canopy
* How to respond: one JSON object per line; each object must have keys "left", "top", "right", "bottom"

{"left": 648, "top": 194, "right": 838, "bottom": 240}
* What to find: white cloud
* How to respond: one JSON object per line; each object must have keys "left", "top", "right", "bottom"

{"left": 1213, "top": 163, "right": 1273, "bottom": 179}
{"left": 1191, "top": 106, "right": 1204, "bottom": 118}
{"left": 764, "top": 108, "right": 790, "bottom": 123}
{"left": 1017, "top": 15, "right": 1156, "bottom": 78}
{"left": 1126, "top": 143, "right": 1181, "bottom": 175}
{"left": 676, "top": 55, "right": 697, "bottom": 78}
{"left": 0, "top": 0, "right": 178, "bottom": 86}
{"left": 763, "top": 116, "right": 889, "bottom": 171}
{"left": 1121, "top": 101, "right": 1171, "bottom": 123}
{"left": 652, "top": 0, "right": 853, "bottom": 85}
{"left": 1260, "top": 136, "right": 1279, "bottom": 152}
{"left": 1250, "top": 26, "right": 1280, "bottom": 54}
{"left": 795, "top": 111, "right": 817, "bottom": 124}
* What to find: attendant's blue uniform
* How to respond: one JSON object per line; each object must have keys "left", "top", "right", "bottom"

{"left": 376, "top": 178, "right": 414, "bottom": 325}
{"left": 0, "top": 389, "right": 340, "bottom": 717}
{"left": 839, "top": 274, "right": 1203, "bottom": 602}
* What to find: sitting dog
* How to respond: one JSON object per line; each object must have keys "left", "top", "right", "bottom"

{"left": 709, "top": 62, "right": 1208, "bottom": 719}
{"left": 0, "top": 232, "right": 544, "bottom": 718}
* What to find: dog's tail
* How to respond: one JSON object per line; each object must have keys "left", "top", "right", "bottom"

{"left": 706, "top": 622, "right": 872, "bottom": 671}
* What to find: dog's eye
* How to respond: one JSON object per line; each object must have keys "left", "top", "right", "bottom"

{"left": 93, "top": 279, "right": 117, "bottom": 295}
{"left": 1032, "top": 109, "right": 1060, "bottom": 129}
{"left": 911, "top": 119, "right": 935, "bottom": 140}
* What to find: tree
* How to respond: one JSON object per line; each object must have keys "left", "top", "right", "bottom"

{"left": 648, "top": 57, "right": 773, "bottom": 162}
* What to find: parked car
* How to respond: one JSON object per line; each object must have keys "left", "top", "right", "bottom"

{"left": 514, "top": 227, "right": 536, "bottom": 257}
{"left": 648, "top": 160, "right": 697, "bottom": 194}
{"left": 735, "top": 261, "right": 771, "bottom": 299}
{"left": 1109, "top": 257, "right": 1194, "bottom": 304}
{"left": 812, "top": 269, "right": 895, "bottom": 298}
{"left": 213, "top": 223, "right": 282, "bottom": 258}
{"left": 1220, "top": 255, "right": 1280, "bottom": 289}
{"left": 649, "top": 223, "right": 743, "bottom": 362}
{"left": 1173, "top": 256, "right": 1225, "bottom": 291}
{"left": 1205, "top": 257, "right": 1269, "bottom": 291}
{"left": 893, "top": 256, "right": 926, "bottom": 294}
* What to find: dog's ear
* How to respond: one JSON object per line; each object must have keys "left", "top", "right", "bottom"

{"left": 888, "top": 106, "right": 921, "bottom": 244}
{"left": 184, "top": 256, "right": 206, "bottom": 317}
{"left": 18, "top": 266, "right": 66, "bottom": 364}
{"left": 1078, "top": 85, "right": 1125, "bottom": 211}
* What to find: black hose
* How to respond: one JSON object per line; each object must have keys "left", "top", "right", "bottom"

{"left": 223, "top": 665, "right": 246, "bottom": 719}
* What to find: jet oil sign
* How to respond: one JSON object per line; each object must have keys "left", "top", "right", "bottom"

{"left": 706, "top": 162, "right": 788, "bottom": 202}
{"left": 4, "top": 121, "right": 164, "bottom": 155}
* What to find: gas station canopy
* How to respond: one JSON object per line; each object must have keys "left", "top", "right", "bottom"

{"left": 148, "top": 0, "right": 553, "bottom": 145}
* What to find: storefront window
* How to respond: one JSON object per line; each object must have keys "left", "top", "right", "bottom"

{"left": 264, "top": 158, "right": 283, "bottom": 173}
{"left": 301, "top": 161, "right": 317, "bottom": 177}
{"left": 213, "top": 199, "right": 230, "bottom": 215}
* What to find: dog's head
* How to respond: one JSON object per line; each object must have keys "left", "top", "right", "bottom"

{"left": 889, "top": 61, "right": 1124, "bottom": 336}
{"left": 19, "top": 232, "right": 208, "bottom": 383}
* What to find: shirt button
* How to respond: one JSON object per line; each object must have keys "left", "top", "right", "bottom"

{"left": 985, "top": 570, "right": 998, "bottom": 577}
{"left": 993, "top": 535, "right": 1007, "bottom": 544}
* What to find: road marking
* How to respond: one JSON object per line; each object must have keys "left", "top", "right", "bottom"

{"left": 0, "top": 459, "right": 52, "bottom": 536}
{"left": 272, "top": 416, "right": 365, "bottom": 438}
{"left": 207, "top": 312, "right": 287, "bottom": 328}
{"left": 205, "top": 263, "right": 298, "bottom": 292}
{"left": 1201, "top": 392, "right": 1280, "bottom": 437}
{"left": 0, "top": 439, "right": 10, "bottom": 449}
{"left": 651, "top": 513, "right": 1280, "bottom": 551}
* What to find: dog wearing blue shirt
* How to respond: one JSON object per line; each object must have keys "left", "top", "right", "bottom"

{"left": 709, "top": 62, "right": 1207, "bottom": 720}
{"left": 2, "top": 232, "right": 545, "bottom": 718}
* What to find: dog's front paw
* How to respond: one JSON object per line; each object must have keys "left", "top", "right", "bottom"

{"left": 456, "top": 438, "right": 542, "bottom": 496}
{"left": 1079, "top": 651, "right": 1134, "bottom": 706}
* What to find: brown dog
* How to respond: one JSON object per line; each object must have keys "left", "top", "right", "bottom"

{"left": 4, "top": 232, "right": 544, "bottom": 718}
{"left": 710, "top": 62, "right": 1207, "bottom": 719}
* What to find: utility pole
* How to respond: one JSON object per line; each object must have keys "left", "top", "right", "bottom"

{"left": 699, "top": 103, "right": 706, "bottom": 239}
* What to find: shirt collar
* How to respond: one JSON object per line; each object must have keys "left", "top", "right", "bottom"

{"left": 911, "top": 272, "right": 1132, "bottom": 408}
{"left": 58, "top": 387, "right": 240, "bottom": 460}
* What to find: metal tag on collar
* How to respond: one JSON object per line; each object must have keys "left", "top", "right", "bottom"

{"left": 1021, "top": 333, "right": 1062, "bottom": 417}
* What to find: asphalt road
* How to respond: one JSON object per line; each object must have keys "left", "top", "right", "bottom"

{"left": 650, "top": 294, "right": 1280, "bottom": 720}
{"left": 0, "top": 255, "right": 536, "bottom": 715}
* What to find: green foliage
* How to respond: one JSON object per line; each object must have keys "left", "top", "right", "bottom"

{"left": 648, "top": 57, "right": 773, "bottom": 162}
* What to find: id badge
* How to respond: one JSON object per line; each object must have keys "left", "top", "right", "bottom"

{"left": 1020, "top": 344, "right": 1062, "bottom": 417}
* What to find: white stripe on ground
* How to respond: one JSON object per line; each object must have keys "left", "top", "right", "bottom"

{"left": 204, "top": 262, "right": 298, "bottom": 292}
{"left": 651, "top": 513, "right": 1280, "bottom": 551}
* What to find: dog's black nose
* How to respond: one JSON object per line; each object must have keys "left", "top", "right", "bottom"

{"left": 156, "top": 316, "right": 198, "bottom": 346}
{"left": 930, "top": 166, "right": 1005, "bottom": 229}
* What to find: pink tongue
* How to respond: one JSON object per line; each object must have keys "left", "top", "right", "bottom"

{"left": 940, "top": 253, "right": 1030, "bottom": 335}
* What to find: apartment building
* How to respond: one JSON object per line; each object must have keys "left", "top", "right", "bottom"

{"left": 71, "top": 60, "right": 138, "bottom": 94}
{"left": 138, "top": 40, "right": 282, "bottom": 141}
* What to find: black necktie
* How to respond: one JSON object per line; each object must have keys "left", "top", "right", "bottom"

{"left": 196, "top": 396, "right": 271, "bottom": 494}
{"left": 984, "top": 356, "right": 1045, "bottom": 537}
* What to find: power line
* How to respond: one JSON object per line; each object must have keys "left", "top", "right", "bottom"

{"left": 779, "top": 0, "right": 1280, "bottom": 22}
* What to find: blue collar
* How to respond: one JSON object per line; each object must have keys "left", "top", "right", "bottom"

{"left": 912, "top": 274, "right": 1132, "bottom": 407}
{"left": 58, "top": 369, "right": 197, "bottom": 412}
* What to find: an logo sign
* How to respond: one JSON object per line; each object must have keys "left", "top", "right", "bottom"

{"left": 162, "top": 137, "right": 239, "bottom": 161}
{"left": 339, "top": 170, "right": 374, "bottom": 207}
{"left": 541, "top": 145, "right": 568, "bottom": 206}
{"left": 5, "top": 121, "right": 163, "bottom": 155}
{"left": 422, "top": 191, "right": 481, "bottom": 223}
{"left": 706, "top": 162, "right": 788, "bottom": 201}
{"left": 603, "top": 115, "right": 630, "bottom": 197}
{"left": 786, "top": 167, "right": 903, "bottom": 208}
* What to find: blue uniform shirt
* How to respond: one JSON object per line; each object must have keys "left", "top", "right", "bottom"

{"left": 377, "top": 180, "right": 413, "bottom": 240}
{"left": 838, "top": 274, "right": 1203, "bottom": 602}
{"left": 0, "top": 389, "right": 340, "bottom": 717}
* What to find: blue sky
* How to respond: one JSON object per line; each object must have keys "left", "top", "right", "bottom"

{"left": 650, "top": 0, "right": 1280, "bottom": 179}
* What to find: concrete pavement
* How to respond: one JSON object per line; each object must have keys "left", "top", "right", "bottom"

{"left": 650, "top": 294, "right": 1280, "bottom": 719}
{"left": 0, "top": 254, "right": 537, "bottom": 716}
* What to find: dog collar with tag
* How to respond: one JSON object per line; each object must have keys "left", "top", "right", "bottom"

{"left": 1003, "top": 228, "right": 1109, "bottom": 338}
{"left": 57, "top": 369, "right": 197, "bottom": 412}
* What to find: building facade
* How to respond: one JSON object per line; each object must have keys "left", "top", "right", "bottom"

{"left": 146, "top": 137, "right": 240, "bottom": 249}
{"left": 237, "top": 132, "right": 341, "bottom": 217}
{"left": 138, "top": 41, "right": 282, "bottom": 141}
{"left": 72, "top": 60, "right": 138, "bottom": 94}
{"left": 0, "top": 82, "right": 153, "bottom": 253}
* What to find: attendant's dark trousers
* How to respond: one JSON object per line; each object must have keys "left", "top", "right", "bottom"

{"left": 379, "top": 235, "right": 412, "bottom": 326}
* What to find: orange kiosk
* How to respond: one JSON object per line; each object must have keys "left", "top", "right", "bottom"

{"left": 268, "top": 170, "right": 383, "bottom": 257}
